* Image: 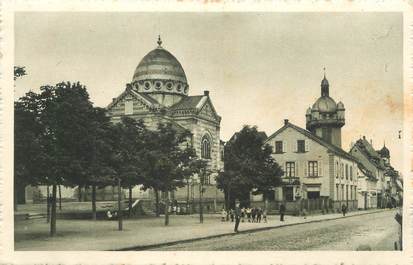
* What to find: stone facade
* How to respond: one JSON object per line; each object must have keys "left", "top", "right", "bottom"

{"left": 105, "top": 38, "right": 224, "bottom": 209}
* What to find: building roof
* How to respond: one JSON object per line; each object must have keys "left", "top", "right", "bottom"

{"left": 351, "top": 137, "right": 387, "bottom": 170}
{"left": 266, "top": 121, "right": 357, "bottom": 162}
{"left": 132, "top": 46, "right": 188, "bottom": 84}
{"left": 312, "top": 96, "right": 337, "bottom": 113}
{"left": 168, "top": 95, "right": 204, "bottom": 111}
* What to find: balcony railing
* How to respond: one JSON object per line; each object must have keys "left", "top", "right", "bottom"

{"left": 282, "top": 176, "right": 300, "bottom": 185}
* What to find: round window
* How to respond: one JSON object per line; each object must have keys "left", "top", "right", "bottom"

{"left": 184, "top": 86, "right": 188, "bottom": 93}
{"left": 166, "top": 82, "right": 173, "bottom": 90}
{"left": 155, "top": 81, "right": 162, "bottom": 90}
{"left": 177, "top": 84, "right": 182, "bottom": 91}
{"left": 144, "top": 82, "right": 151, "bottom": 90}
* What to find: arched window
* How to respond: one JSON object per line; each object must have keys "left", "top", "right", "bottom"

{"left": 201, "top": 135, "right": 211, "bottom": 159}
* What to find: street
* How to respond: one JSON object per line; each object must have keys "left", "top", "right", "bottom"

{"left": 151, "top": 210, "right": 400, "bottom": 251}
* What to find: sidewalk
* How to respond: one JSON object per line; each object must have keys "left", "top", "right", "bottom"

{"left": 14, "top": 208, "right": 387, "bottom": 251}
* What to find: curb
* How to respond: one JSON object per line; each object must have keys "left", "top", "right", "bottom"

{"left": 112, "top": 209, "right": 388, "bottom": 251}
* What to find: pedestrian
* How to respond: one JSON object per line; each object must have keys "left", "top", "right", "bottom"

{"left": 263, "top": 209, "right": 267, "bottom": 223}
{"left": 221, "top": 208, "right": 226, "bottom": 222}
{"left": 251, "top": 208, "right": 256, "bottom": 223}
{"left": 257, "top": 208, "right": 262, "bottom": 223}
{"left": 280, "top": 203, "right": 286, "bottom": 222}
{"left": 241, "top": 207, "right": 245, "bottom": 222}
{"left": 302, "top": 208, "right": 307, "bottom": 219}
{"left": 234, "top": 201, "right": 241, "bottom": 233}
{"left": 230, "top": 209, "right": 234, "bottom": 222}
{"left": 341, "top": 204, "right": 347, "bottom": 216}
{"left": 247, "top": 208, "right": 251, "bottom": 222}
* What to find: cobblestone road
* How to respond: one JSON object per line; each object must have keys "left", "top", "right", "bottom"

{"left": 152, "top": 210, "right": 400, "bottom": 251}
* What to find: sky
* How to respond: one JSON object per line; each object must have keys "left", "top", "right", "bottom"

{"left": 15, "top": 12, "right": 404, "bottom": 170}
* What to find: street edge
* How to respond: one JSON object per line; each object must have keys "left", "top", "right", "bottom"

{"left": 111, "top": 209, "right": 389, "bottom": 251}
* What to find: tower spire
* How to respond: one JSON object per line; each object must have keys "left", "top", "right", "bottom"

{"left": 157, "top": 35, "right": 162, "bottom": 48}
{"left": 321, "top": 67, "right": 329, "bottom": 97}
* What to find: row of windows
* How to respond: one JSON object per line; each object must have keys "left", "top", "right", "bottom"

{"left": 274, "top": 140, "right": 308, "bottom": 154}
{"left": 284, "top": 161, "right": 322, "bottom": 178}
{"left": 335, "top": 161, "right": 353, "bottom": 181}
{"left": 335, "top": 184, "right": 357, "bottom": 201}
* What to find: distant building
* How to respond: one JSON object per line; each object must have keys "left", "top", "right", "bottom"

{"left": 356, "top": 162, "right": 378, "bottom": 209}
{"left": 264, "top": 74, "right": 358, "bottom": 212}
{"left": 351, "top": 138, "right": 402, "bottom": 208}
{"left": 350, "top": 137, "right": 388, "bottom": 208}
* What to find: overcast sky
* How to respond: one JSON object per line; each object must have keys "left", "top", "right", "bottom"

{"left": 15, "top": 12, "right": 403, "bottom": 170}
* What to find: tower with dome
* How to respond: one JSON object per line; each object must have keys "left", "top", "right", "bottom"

{"left": 106, "top": 37, "right": 224, "bottom": 210}
{"left": 306, "top": 73, "right": 345, "bottom": 148}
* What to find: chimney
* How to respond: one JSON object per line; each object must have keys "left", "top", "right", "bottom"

{"left": 204, "top": 90, "right": 209, "bottom": 96}
{"left": 370, "top": 139, "right": 373, "bottom": 146}
{"left": 284, "top": 119, "right": 289, "bottom": 125}
{"left": 363, "top": 136, "right": 366, "bottom": 140}
{"left": 112, "top": 98, "right": 116, "bottom": 102}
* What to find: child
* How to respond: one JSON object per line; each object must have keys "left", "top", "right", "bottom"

{"left": 221, "top": 208, "right": 227, "bottom": 222}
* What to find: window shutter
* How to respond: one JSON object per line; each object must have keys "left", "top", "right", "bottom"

{"left": 295, "top": 161, "right": 299, "bottom": 177}
{"left": 294, "top": 141, "right": 298, "bottom": 152}
{"left": 318, "top": 160, "right": 323, "bottom": 177}
{"left": 283, "top": 141, "right": 287, "bottom": 153}
{"left": 305, "top": 140, "right": 309, "bottom": 152}
{"left": 304, "top": 161, "right": 308, "bottom": 177}
{"left": 281, "top": 163, "right": 285, "bottom": 177}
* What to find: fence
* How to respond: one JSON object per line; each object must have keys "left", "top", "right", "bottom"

{"left": 251, "top": 198, "right": 358, "bottom": 215}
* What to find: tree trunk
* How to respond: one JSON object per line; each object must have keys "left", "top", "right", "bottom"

{"left": 186, "top": 179, "right": 190, "bottom": 214}
{"left": 92, "top": 185, "right": 97, "bottom": 220}
{"left": 154, "top": 188, "right": 160, "bottom": 217}
{"left": 117, "top": 178, "right": 123, "bottom": 231}
{"left": 128, "top": 185, "right": 133, "bottom": 217}
{"left": 226, "top": 187, "right": 230, "bottom": 221}
{"left": 78, "top": 185, "right": 82, "bottom": 202}
{"left": 50, "top": 184, "right": 57, "bottom": 236}
{"left": 199, "top": 183, "right": 204, "bottom": 224}
{"left": 58, "top": 185, "right": 62, "bottom": 210}
{"left": 164, "top": 191, "right": 169, "bottom": 226}
{"left": 46, "top": 185, "right": 50, "bottom": 223}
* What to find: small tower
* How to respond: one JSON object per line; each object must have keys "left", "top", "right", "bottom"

{"left": 378, "top": 142, "right": 390, "bottom": 165}
{"left": 306, "top": 71, "right": 345, "bottom": 147}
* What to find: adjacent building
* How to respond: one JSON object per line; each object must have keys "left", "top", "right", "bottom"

{"left": 350, "top": 138, "right": 402, "bottom": 208}
{"left": 264, "top": 75, "right": 358, "bottom": 212}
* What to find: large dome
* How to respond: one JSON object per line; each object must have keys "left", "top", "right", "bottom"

{"left": 312, "top": 96, "right": 337, "bottom": 113}
{"left": 132, "top": 39, "right": 189, "bottom": 96}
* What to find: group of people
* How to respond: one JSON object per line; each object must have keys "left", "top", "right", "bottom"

{"left": 221, "top": 207, "right": 268, "bottom": 224}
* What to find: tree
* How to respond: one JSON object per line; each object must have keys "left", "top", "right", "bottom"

{"left": 14, "top": 66, "right": 27, "bottom": 80}
{"left": 18, "top": 82, "right": 96, "bottom": 236}
{"left": 14, "top": 92, "right": 44, "bottom": 211}
{"left": 141, "top": 123, "right": 195, "bottom": 225}
{"left": 216, "top": 126, "right": 283, "bottom": 208}
{"left": 110, "top": 117, "right": 147, "bottom": 229}
{"left": 83, "top": 107, "right": 116, "bottom": 220}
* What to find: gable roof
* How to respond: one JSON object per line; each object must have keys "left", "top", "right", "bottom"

{"left": 106, "top": 87, "right": 161, "bottom": 111}
{"left": 350, "top": 138, "right": 387, "bottom": 170}
{"left": 265, "top": 121, "right": 357, "bottom": 162}
{"left": 168, "top": 94, "right": 221, "bottom": 122}
{"left": 169, "top": 95, "right": 204, "bottom": 111}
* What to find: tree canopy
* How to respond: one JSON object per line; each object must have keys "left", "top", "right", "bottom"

{"left": 216, "top": 125, "right": 283, "bottom": 205}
